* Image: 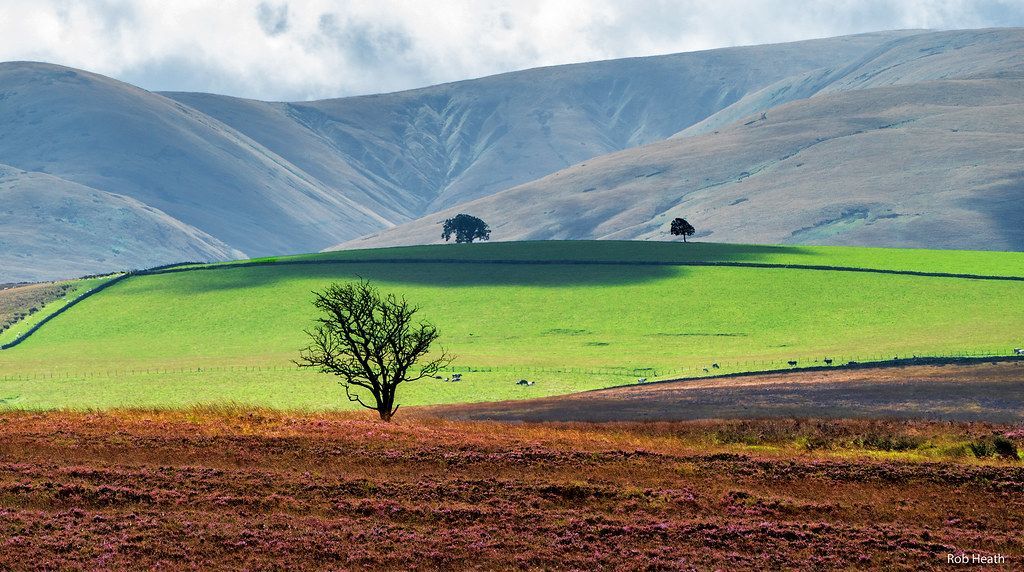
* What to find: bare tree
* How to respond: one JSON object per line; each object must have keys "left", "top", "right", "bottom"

{"left": 296, "top": 280, "right": 452, "bottom": 421}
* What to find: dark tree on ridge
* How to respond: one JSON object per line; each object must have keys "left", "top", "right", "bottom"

{"left": 670, "top": 217, "right": 696, "bottom": 242}
{"left": 442, "top": 214, "right": 491, "bottom": 243}
{"left": 296, "top": 280, "right": 452, "bottom": 421}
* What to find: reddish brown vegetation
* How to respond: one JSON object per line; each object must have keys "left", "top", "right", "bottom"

{"left": 0, "top": 410, "right": 1021, "bottom": 570}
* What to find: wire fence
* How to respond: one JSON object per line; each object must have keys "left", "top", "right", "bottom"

{"left": 1, "top": 348, "right": 1020, "bottom": 383}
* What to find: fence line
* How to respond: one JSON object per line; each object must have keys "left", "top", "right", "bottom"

{"left": 2, "top": 349, "right": 1020, "bottom": 383}
{"left": 0, "top": 274, "right": 133, "bottom": 351}
{"left": 0, "top": 262, "right": 200, "bottom": 351}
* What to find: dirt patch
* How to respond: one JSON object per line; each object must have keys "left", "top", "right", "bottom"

{"left": 423, "top": 362, "right": 1024, "bottom": 423}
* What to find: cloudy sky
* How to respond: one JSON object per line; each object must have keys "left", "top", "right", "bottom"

{"left": 0, "top": 0, "right": 1021, "bottom": 101}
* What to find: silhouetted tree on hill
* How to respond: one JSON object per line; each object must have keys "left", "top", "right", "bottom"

{"left": 442, "top": 214, "right": 491, "bottom": 243}
{"left": 670, "top": 217, "right": 696, "bottom": 242}
{"left": 296, "top": 280, "right": 452, "bottom": 421}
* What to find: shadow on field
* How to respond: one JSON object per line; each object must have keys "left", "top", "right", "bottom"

{"left": 143, "top": 262, "right": 681, "bottom": 293}
{"left": 422, "top": 362, "right": 1024, "bottom": 423}
{"left": 142, "top": 242, "right": 821, "bottom": 292}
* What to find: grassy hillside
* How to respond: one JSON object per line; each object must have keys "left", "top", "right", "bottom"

{"left": 0, "top": 276, "right": 113, "bottom": 346}
{"left": 0, "top": 241, "right": 1021, "bottom": 410}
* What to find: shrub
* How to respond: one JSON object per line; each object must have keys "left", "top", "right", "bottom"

{"left": 969, "top": 438, "right": 995, "bottom": 458}
{"left": 800, "top": 434, "right": 834, "bottom": 451}
{"left": 969, "top": 435, "right": 1020, "bottom": 460}
{"left": 855, "top": 433, "right": 925, "bottom": 452}
{"left": 993, "top": 436, "right": 1020, "bottom": 460}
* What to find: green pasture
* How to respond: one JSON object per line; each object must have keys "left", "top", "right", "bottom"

{"left": 0, "top": 241, "right": 1022, "bottom": 410}
{"left": 0, "top": 276, "right": 115, "bottom": 346}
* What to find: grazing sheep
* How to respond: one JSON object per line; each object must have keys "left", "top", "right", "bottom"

{"left": 451, "top": 373, "right": 462, "bottom": 382}
{"left": 824, "top": 358, "right": 833, "bottom": 366}
{"left": 637, "top": 377, "right": 647, "bottom": 384}
{"left": 787, "top": 360, "right": 798, "bottom": 367}
{"left": 516, "top": 379, "right": 534, "bottom": 386}
{"left": 712, "top": 363, "right": 720, "bottom": 369}
{"left": 1015, "top": 348, "right": 1024, "bottom": 356}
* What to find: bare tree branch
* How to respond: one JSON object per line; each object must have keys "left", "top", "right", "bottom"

{"left": 297, "top": 279, "right": 454, "bottom": 421}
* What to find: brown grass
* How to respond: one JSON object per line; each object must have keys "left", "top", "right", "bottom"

{"left": 0, "top": 408, "right": 1021, "bottom": 570}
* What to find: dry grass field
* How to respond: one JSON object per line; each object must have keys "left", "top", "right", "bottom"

{"left": 0, "top": 406, "right": 1021, "bottom": 570}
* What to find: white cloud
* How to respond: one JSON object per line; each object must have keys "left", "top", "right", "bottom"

{"left": 0, "top": 0, "right": 1021, "bottom": 101}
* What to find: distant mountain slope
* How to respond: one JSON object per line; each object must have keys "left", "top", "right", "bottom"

{"left": 1, "top": 31, "right": 909, "bottom": 282}
{"left": 337, "top": 28, "right": 1024, "bottom": 253}
{"left": 678, "top": 28, "right": 1024, "bottom": 138}
{"left": 0, "top": 62, "right": 387, "bottom": 263}
{"left": 14, "top": 29, "right": 1024, "bottom": 282}
{"left": 165, "top": 31, "right": 910, "bottom": 217}
{"left": 0, "top": 164, "right": 243, "bottom": 283}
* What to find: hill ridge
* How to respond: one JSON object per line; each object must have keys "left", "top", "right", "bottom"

{"left": 6, "top": 29, "right": 1023, "bottom": 282}
{"left": 340, "top": 29, "right": 1024, "bottom": 253}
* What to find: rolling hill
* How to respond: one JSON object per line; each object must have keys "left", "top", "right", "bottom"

{"left": 0, "top": 241, "right": 1021, "bottom": 410}
{"left": 339, "top": 28, "right": 1024, "bottom": 252}
{"left": 164, "top": 31, "right": 903, "bottom": 215}
{"left": 5, "top": 28, "right": 1024, "bottom": 282}
{"left": 0, "top": 31, "right": 913, "bottom": 282}
{"left": 0, "top": 62, "right": 388, "bottom": 267}
{"left": 0, "top": 163, "right": 243, "bottom": 283}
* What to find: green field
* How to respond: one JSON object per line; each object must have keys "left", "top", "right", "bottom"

{"left": 0, "top": 276, "right": 114, "bottom": 347}
{"left": 0, "top": 241, "right": 1022, "bottom": 410}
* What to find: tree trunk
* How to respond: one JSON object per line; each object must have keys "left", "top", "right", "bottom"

{"left": 378, "top": 409, "right": 393, "bottom": 422}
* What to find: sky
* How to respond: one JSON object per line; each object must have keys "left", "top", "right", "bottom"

{"left": 0, "top": 0, "right": 1022, "bottom": 101}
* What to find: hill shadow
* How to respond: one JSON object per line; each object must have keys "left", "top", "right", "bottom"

{"left": 144, "top": 242, "right": 823, "bottom": 292}
{"left": 961, "top": 176, "right": 1024, "bottom": 251}
{"left": 145, "top": 261, "right": 682, "bottom": 293}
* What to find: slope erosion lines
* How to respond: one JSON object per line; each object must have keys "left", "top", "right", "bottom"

{"left": 341, "top": 29, "right": 1024, "bottom": 253}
